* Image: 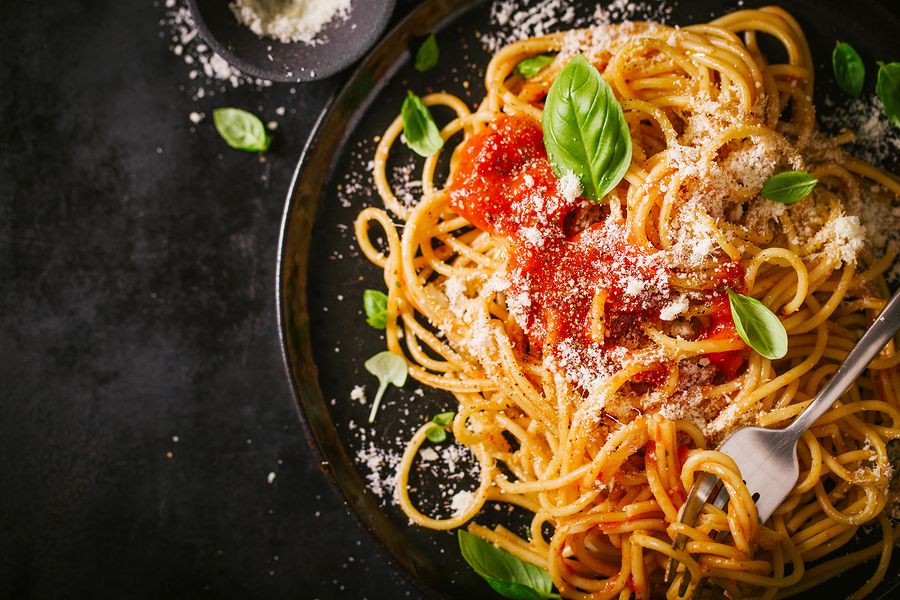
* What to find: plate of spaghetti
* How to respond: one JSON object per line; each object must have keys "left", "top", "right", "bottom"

{"left": 277, "top": 0, "right": 900, "bottom": 598}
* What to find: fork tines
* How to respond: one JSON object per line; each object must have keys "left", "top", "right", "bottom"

{"left": 665, "top": 472, "right": 731, "bottom": 597}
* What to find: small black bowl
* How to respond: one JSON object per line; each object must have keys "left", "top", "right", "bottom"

{"left": 187, "top": 0, "right": 397, "bottom": 82}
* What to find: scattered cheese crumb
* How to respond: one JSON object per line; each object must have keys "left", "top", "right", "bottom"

{"left": 450, "top": 490, "right": 474, "bottom": 516}
{"left": 660, "top": 295, "right": 689, "bottom": 321}
{"left": 350, "top": 385, "right": 367, "bottom": 405}
{"left": 557, "top": 170, "right": 582, "bottom": 204}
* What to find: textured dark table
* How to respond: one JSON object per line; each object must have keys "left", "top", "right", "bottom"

{"left": 0, "top": 0, "right": 418, "bottom": 598}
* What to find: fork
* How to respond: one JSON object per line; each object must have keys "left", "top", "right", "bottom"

{"left": 664, "top": 287, "right": 900, "bottom": 595}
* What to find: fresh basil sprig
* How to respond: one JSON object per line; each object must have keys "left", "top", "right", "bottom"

{"left": 761, "top": 171, "right": 818, "bottom": 204}
{"left": 213, "top": 108, "right": 271, "bottom": 153}
{"left": 832, "top": 42, "right": 865, "bottom": 97}
{"left": 415, "top": 34, "right": 439, "bottom": 72}
{"left": 401, "top": 91, "right": 444, "bottom": 157}
{"left": 727, "top": 290, "right": 787, "bottom": 360}
{"left": 516, "top": 54, "right": 554, "bottom": 79}
{"left": 542, "top": 54, "right": 632, "bottom": 203}
{"left": 365, "top": 351, "right": 408, "bottom": 423}
{"left": 363, "top": 289, "right": 388, "bottom": 329}
{"left": 458, "top": 531, "right": 560, "bottom": 600}
{"left": 876, "top": 62, "right": 900, "bottom": 128}
{"left": 425, "top": 411, "right": 455, "bottom": 443}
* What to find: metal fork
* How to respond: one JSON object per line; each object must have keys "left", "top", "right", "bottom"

{"left": 665, "top": 287, "right": 900, "bottom": 594}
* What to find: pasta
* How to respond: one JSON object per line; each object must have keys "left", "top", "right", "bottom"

{"left": 354, "top": 6, "right": 900, "bottom": 599}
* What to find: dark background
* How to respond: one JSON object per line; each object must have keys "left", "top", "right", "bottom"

{"left": 0, "top": 0, "right": 417, "bottom": 597}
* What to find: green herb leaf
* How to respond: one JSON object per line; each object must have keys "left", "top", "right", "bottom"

{"left": 364, "top": 351, "right": 408, "bottom": 423}
{"left": 458, "top": 531, "right": 559, "bottom": 600}
{"left": 876, "top": 61, "right": 900, "bottom": 129}
{"left": 363, "top": 289, "right": 388, "bottom": 329}
{"left": 212, "top": 108, "right": 271, "bottom": 153}
{"left": 432, "top": 411, "right": 455, "bottom": 427}
{"left": 542, "top": 54, "right": 632, "bottom": 203}
{"left": 832, "top": 42, "right": 865, "bottom": 97}
{"left": 727, "top": 290, "right": 788, "bottom": 360}
{"left": 415, "top": 34, "right": 439, "bottom": 72}
{"left": 425, "top": 424, "right": 447, "bottom": 443}
{"left": 760, "top": 171, "right": 818, "bottom": 204}
{"left": 424, "top": 411, "right": 455, "bottom": 444}
{"left": 401, "top": 91, "right": 444, "bottom": 157}
{"left": 516, "top": 54, "right": 554, "bottom": 79}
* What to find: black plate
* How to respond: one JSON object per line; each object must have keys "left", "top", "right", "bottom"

{"left": 277, "top": 1, "right": 900, "bottom": 598}
{"left": 188, "top": 0, "right": 397, "bottom": 82}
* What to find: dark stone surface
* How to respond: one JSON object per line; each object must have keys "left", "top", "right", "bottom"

{"left": 0, "top": 0, "right": 418, "bottom": 598}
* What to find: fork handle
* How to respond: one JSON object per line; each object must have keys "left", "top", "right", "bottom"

{"left": 786, "top": 287, "right": 900, "bottom": 437}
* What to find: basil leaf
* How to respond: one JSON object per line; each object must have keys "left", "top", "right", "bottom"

{"left": 832, "top": 42, "right": 865, "bottom": 97}
{"left": 401, "top": 91, "right": 444, "bottom": 157}
{"left": 425, "top": 411, "right": 454, "bottom": 443}
{"left": 432, "top": 411, "right": 455, "bottom": 427}
{"left": 458, "top": 531, "right": 558, "bottom": 599}
{"left": 212, "top": 108, "right": 271, "bottom": 153}
{"left": 415, "top": 34, "right": 439, "bottom": 72}
{"left": 542, "top": 54, "right": 632, "bottom": 203}
{"left": 363, "top": 289, "right": 388, "bottom": 329}
{"left": 727, "top": 290, "right": 787, "bottom": 360}
{"left": 516, "top": 54, "right": 554, "bottom": 79}
{"left": 876, "top": 62, "right": 900, "bottom": 129}
{"left": 364, "top": 351, "right": 408, "bottom": 423}
{"left": 425, "top": 424, "right": 447, "bottom": 443}
{"left": 760, "top": 171, "right": 818, "bottom": 204}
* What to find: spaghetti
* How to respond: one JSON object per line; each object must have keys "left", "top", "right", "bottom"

{"left": 354, "top": 6, "right": 900, "bottom": 599}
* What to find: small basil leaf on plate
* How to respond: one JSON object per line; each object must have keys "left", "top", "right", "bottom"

{"left": 761, "top": 171, "right": 818, "bottom": 204}
{"left": 542, "top": 54, "right": 632, "bottom": 203}
{"left": 832, "top": 42, "right": 865, "bottom": 97}
{"left": 425, "top": 424, "right": 447, "bottom": 443}
{"left": 458, "top": 531, "right": 559, "bottom": 600}
{"left": 213, "top": 107, "right": 271, "bottom": 153}
{"left": 425, "top": 411, "right": 455, "bottom": 443}
{"left": 363, "top": 289, "right": 388, "bottom": 329}
{"left": 432, "top": 411, "right": 455, "bottom": 427}
{"left": 727, "top": 290, "right": 788, "bottom": 360}
{"left": 876, "top": 61, "right": 900, "bottom": 128}
{"left": 401, "top": 91, "right": 444, "bottom": 157}
{"left": 516, "top": 54, "right": 554, "bottom": 79}
{"left": 364, "top": 351, "right": 408, "bottom": 423}
{"left": 415, "top": 34, "right": 439, "bottom": 72}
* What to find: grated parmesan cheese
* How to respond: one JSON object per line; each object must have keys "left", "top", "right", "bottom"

{"left": 161, "top": 1, "right": 272, "bottom": 101}
{"left": 230, "top": 0, "right": 352, "bottom": 45}
{"left": 420, "top": 447, "right": 439, "bottom": 462}
{"left": 816, "top": 214, "right": 866, "bottom": 264}
{"left": 660, "top": 295, "right": 689, "bottom": 321}
{"left": 557, "top": 169, "right": 582, "bottom": 204}
{"left": 450, "top": 490, "right": 475, "bottom": 516}
{"left": 350, "top": 385, "right": 367, "bottom": 405}
{"left": 521, "top": 226, "right": 544, "bottom": 247}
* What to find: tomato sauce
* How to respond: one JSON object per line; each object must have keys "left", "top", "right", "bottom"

{"left": 701, "top": 277, "right": 748, "bottom": 379}
{"left": 447, "top": 115, "right": 745, "bottom": 388}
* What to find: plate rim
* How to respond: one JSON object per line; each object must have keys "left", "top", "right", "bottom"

{"left": 276, "top": 1, "right": 486, "bottom": 598}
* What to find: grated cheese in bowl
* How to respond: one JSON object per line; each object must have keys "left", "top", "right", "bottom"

{"left": 230, "top": 0, "right": 352, "bottom": 45}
